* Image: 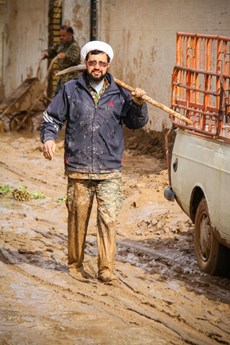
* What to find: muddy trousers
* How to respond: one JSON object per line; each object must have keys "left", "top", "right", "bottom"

{"left": 66, "top": 177, "right": 123, "bottom": 275}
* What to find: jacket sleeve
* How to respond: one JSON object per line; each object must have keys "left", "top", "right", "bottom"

{"left": 40, "top": 86, "right": 69, "bottom": 143}
{"left": 121, "top": 89, "right": 149, "bottom": 129}
{"left": 47, "top": 43, "right": 59, "bottom": 58}
{"left": 65, "top": 42, "right": 81, "bottom": 65}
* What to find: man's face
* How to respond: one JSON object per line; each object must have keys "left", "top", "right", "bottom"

{"left": 85, "top": 52, "right": 110, "bottom": 83}
{"left": 59, "top": 30, "right": 72, "bottom": 44}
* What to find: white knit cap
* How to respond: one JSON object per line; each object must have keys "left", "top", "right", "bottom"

{"left": 80, "top": 40, "right": 114, "bottom": 62}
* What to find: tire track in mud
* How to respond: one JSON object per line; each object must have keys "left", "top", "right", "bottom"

{"left": 1, "top": 135, "right": 230, "bottom": 345}
{"left": 115, "top": 248, "right": 230, "bottom": 345}
{"left": 1, "top": 197, "right": 230, "bottom": 344}
{"left": 0, "top": 248, "right": 183, "bottom": 345}
{"left": 90, "top": 238, "right": 230, "bottom": 345}
{"left": 1, "top": 233, "right": 229, "bottom": 345}
{"left": 0, "top": 202, "right": 230, "bottom": 345}
{"left": 0, "top": 160, "right": 65, "bottom": 191}
{"left": 117, "top": 239, "right": 230, "bottom": 303}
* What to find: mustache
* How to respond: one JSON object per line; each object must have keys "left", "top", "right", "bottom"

{"left": 87, "top": 70, "right": 105, "bottom": 83}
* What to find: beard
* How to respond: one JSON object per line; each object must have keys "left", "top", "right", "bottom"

{"left": 86, "top": 70, "right": 106, "bottom": 83}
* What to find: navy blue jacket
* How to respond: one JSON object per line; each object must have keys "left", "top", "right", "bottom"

{"left": 40, "top": 73, "right": 148, "bottom": 173}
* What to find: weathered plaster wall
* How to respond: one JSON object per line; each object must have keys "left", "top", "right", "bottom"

{"left": 0, "top": 0, "right": 90, "bottom": 101}
{"left": 1, "top": 0, "right": 48, "bottom": 99}
{"left": 63, "top": 0, "right": 90, "bottom": 49}
{"left": 0, "top": 3, "right": 5, "bottom": 98}
{"left": 98, "top": 0, "right": 230, "bottom": 130}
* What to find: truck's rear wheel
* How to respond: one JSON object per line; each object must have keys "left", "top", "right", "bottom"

{"left": 194, "top": 197, "right": 230, "bottom": 276}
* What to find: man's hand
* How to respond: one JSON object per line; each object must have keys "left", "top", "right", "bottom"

{"left": 43, "top": 140, "right": 56, "bottom": 160}
{"left": 42, "top": 50, "right": 49, "bottom": 59}
{"left": 131, "top": 88, "right": 146, "bottom": 105}
{"left": 57, "top": 52, "right": 66, "bottom": 59}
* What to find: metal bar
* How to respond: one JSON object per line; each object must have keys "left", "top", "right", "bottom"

{"left": 174, "top": 65, "right": 229, "bottom": 78}
{"left": 172, "top": 81, "right": 220, "bottom": 96}
{"left": 172, "top": 103, "right": 219, "bottom": 116}
{"left": 177, "top": 32, "right": 230, "bottom": 42}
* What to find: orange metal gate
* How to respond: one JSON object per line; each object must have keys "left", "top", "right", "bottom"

{"left": 171, "top": 32, "right": 230, "bottom": 142}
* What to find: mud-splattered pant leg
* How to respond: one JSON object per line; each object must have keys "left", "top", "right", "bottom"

{"left": 95, "top": 178, "right": 123, "bottom": 275}
{"left": 66, "top": 178, "right": 94, "bottom": 269}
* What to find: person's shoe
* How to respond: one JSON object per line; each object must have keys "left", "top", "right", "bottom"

{"left": 98, "top": 271, "right": 117, "bottom": 283}
{"left": 69, "top": 267, "right": 94, "bottom": 281}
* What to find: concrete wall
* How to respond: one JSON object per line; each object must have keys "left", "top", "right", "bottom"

{"left": 98, "top": 0, "right": 230, "bottom": 130}
{"left": 63, "top": 0, "right": 90, "bottom": 48}
{"left": 0, "top": 2, "right": 4, "bottom": 98}
{"left": 0, "top": 0, "right": 49, "bottom": 100}
{"left": 0, "top": 0, "right": 90, "bottom": 101}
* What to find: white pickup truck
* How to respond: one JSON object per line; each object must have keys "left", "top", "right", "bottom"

{"left": 164, "top": 32, "right": 230, "bottom": 276}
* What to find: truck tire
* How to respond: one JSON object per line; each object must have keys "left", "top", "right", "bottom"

{"left": 194, "top": 197, "right": 230, "bottom": 276}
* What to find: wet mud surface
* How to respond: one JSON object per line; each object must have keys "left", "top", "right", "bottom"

{"left": 0, "top": 130, "right": 230, "bottom": 345}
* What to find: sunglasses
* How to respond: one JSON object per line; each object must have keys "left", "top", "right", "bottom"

{"left": 87, "top": 60, "right": 108, "bottom": 68}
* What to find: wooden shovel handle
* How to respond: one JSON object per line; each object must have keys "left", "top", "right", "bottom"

{"left": 114, "top": 78, "right": 193, "bottom": 125}
{"left": 56, "top": 65, "right": 192, "bottom": 125}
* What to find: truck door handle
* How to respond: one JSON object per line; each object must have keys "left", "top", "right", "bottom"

{"left": 173, "top": 158, "right": 178, "bottom": 172}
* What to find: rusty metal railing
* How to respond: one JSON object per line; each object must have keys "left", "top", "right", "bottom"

{"left": 171, "top": 32, "right": 230, "bottom": 142}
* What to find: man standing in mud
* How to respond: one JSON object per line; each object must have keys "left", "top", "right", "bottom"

{"left": 40, "top": 40, "right": 148, "bottom": 283}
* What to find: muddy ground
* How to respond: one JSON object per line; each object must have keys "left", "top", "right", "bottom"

{"left": 0, "top": 126, "right": 230, "bottom": 345}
